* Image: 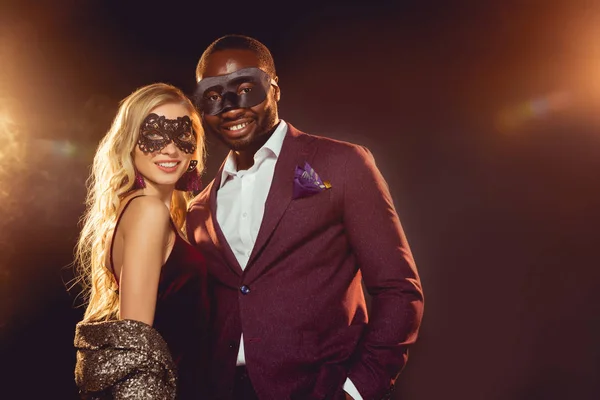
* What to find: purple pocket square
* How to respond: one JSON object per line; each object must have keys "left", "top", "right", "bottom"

{"left": 293, "top": 162, "right": 331, "bottom": 200}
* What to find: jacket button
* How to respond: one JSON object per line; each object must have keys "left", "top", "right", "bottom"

{"left": 240, "top": 285, "right": 250, "bottom": 295}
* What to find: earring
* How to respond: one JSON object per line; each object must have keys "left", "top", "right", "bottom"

{"left": 175, "top": 160, "right": 202, "bottom": 192}
{"left": 134, "top": 169, "right": 146, "bottom": 189}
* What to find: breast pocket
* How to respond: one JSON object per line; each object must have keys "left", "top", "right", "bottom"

{"left": 286, "top": 189, "right": 332, "bottom": 212}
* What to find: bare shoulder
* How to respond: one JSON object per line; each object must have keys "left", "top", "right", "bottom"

{"left": 119, "top": 196, "right": 171, "bottom": 236}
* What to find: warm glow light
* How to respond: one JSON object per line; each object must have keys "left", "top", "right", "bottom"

{"left": 496, "top": 5, "right": 600, "bottom": 133}
{"left": 0, "top": 109, "right": 21, "bottom": 162}
{"left": 495, "top": 91, "right": 573, "bottom": 134}
{"left": 563, "top": 5, "right": 600, "bottom": 108}
{"left": 0, "top": 102, "right": 27, "bottom": 195}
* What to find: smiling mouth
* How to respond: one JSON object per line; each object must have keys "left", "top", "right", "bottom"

{"left": 155, "top": 161, "right": 180, "bottom": 168}
{"left": 224, "top": 121, "right": 251, "bottom": 131}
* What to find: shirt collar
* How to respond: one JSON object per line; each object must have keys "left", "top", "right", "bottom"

{"left": 219, "top": 120, "right": 288, "bottom": 188}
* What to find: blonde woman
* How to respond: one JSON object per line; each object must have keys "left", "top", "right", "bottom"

{"left": 73, "top": 83, "right": 210, "bottom": 399}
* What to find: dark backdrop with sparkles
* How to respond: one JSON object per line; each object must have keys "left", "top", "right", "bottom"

{"left": 1, "top": 1, "right": 599, "bottom": 399}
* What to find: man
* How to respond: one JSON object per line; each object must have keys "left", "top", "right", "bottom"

{"left": 187, "top": 34, "right": 424, "bottom": 400}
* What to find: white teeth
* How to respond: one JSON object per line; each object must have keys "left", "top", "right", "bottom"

{"left": 157, "top": 162, "right": 178, "bottom": 168}
{"left": 227, "top": 122, "right": 249, "bottom": 131}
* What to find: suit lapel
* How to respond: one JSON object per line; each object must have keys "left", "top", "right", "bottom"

{"left": 245, "top": 124, "right": 317, "bottom": 274}
{"left": 207, "top": 156, "right": 244, "bottom": 277}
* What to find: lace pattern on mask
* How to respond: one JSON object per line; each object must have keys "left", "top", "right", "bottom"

{"left": 137, "top": 113, "right": 196, "bottom": 154}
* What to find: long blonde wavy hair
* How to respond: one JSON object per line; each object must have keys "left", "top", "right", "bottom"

{"left": 75, "top": 83, "right": 205, "bottom": 322}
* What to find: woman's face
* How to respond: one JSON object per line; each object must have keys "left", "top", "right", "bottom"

{"left": 133, "top": 102, "right": 195, "bottom": 188}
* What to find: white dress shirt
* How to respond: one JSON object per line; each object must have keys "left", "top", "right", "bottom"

{"left": 215, "top": 120, "right": 363, "bottom": 400}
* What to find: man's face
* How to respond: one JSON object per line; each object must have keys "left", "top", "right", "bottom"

{"left": 197, "top": 49, "right": 279, "bottom": 152}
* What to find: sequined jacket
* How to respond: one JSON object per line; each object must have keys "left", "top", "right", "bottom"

{"left": 74, "top": 319, "right": 177, "bottom": 400}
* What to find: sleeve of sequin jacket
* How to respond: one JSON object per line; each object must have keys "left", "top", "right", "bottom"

{"left": 74, "top": 319, "right": 177, "bottom": 400}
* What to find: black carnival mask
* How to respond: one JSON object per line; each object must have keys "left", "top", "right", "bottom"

{"left": 137, "top": 113, "right": 196, "bottom": 154}
{"left": 194, "top": 67, "right": 277, "bottom": 115}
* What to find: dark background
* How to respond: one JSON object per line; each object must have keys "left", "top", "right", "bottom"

{"left": 1, "top": 0, "right": 599, "bottom": 398}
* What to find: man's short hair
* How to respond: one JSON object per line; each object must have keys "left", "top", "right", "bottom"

{"left": 195, "top": 34, "right": 277, "bottom": 82}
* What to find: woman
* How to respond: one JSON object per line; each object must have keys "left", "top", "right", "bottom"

{"left": 73, "top": 83, "right": 210, "bottom": 399}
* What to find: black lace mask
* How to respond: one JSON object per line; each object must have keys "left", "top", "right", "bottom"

{"left": 137, "top": 113, "right": 197, "bottom": 154}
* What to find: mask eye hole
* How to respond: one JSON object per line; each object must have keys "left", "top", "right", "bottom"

{"left": 238, "top": 82, "right": 254, "bottom": 95}
{"left": 178, "top": 131, "right": 194, "bottom": 142}
{"left": 144, "top": 130, "right": 164, "bottom": 141}
{"left": 204, "top": 90, "right": 222, "bottom": 102}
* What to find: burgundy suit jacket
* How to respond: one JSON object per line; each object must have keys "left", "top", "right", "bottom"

{"left": 187, "top": 123, "right": 424, "bottom": 400}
